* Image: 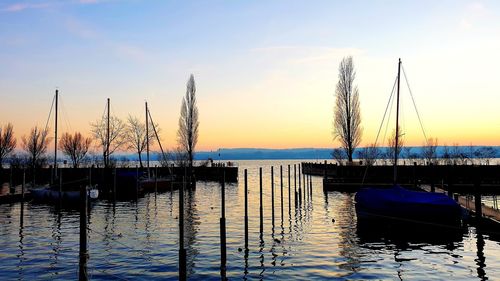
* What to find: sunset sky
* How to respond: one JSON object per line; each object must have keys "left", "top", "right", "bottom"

{"left": 1, "top": 0, "right": 499, "bottom": 152}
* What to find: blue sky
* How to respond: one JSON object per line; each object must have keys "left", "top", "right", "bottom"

{"left": 1, "top": 0, "right": 499, "bottom": 150}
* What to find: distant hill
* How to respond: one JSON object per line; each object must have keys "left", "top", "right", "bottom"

{"left": 102, "top": 146, "right": 500, "bottom": 161}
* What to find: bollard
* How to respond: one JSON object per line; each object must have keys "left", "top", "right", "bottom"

{"left": 244, "top": 169, "right": 248, "bottom": 250}
{"left": 271, "top": 166, "right": 275, "bottom": 226}
{"left": 259, "top": 167, "right": 263, "bottom": 234}
{"left": 79, "top": 183, "right": 88, "bottom": 280}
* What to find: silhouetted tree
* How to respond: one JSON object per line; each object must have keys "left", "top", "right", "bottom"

{"left": 333, "top": 56, "right": 362, "bottom": 163}
{"left": 332, "top": 147, "right": 347, "bottom": 164}
{"left": 386, "top": 126, "right": 404, "bottom": 165}
{"left": 90, "top": 115, "right": 126, "bottom": 168}
{"left": 177, "top": 74, "right": 199, "bottom": 172}
{"left": 357, "top": 144, "right": 381, "bottom": 166}
{"left": 422, "top": 137, "right": 438, "bottom": 165}
{"left": 59, "top": 132, "right": 92, "bottom": 168}
{"left": 22, "top": 126, "right": 50, "bottom": 169}
{"left": 124, "top": 115, "right": 157, "bottom": 168}
{"left": 0, "top": 123, "right": 16, "bottom": 168}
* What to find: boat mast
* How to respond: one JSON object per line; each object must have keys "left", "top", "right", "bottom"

{"left": 393, "top": 58, "right": 401, "bottom": 185}
{"left": 146, "top": 101, "right": 150, "bottom": 178}
{"left": 54, "top": 89, "right": 58, "bottom": 177}
{"left": 106, "top": 98, "right": 110, "bottom": 168}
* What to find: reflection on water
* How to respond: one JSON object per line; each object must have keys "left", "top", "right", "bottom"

{"left": 1, "top": 160, "right": 500, "bottom": 280}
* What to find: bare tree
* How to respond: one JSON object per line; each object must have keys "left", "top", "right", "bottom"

{"left": 90, "top": 115, "right": 126, "bottom": 168}
{"left": 332, "top": 147, "right": 347, "bottom": 165}
{"left": 177, "top": 74, "right": 199, "bottom": 172}
{"left": 422, "top": 137, "right": 438, "bottom": 165}
{"left": 386, "top": 126, "right": 404, "bottom": 165}
{"left": 333, "top": 56, "right": 362, "bottom": 163}
{"left": 124, "top": 115, "right": 157, "bottom": 168}
{"left": 22, "top": 126, "right": 50, "bottom": 169}
{"left": 356, "top": 144, "right": 381, "bottom": 166}
{"left": 474, "top": 146, "right": 496, "bottom": 165}
{"left": 59, "top": 132, "right": 92, "bottom": 168}
{"left": 0, "top": 123, "right": 17, "bottom": 168}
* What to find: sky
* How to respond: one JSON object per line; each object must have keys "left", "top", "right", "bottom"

{"left": 0, "top": 0, "right": 499, "bottom": 152}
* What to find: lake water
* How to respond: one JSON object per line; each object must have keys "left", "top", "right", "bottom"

{"left": 1, "top": 160, "right": 499, "bottom": 280}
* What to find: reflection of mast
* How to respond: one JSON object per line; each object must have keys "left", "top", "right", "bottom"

{"left": 476, "top": 231, "right": 487, "bottom": 280}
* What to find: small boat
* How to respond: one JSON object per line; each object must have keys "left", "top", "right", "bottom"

{"left": 30, "top": 185, "right": 99, "bottom": 204}
{"left": 355, "top": 59, "right": 464, "bottom": 225}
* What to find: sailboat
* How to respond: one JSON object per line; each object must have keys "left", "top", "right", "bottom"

{"left": 354, "top": 59, "right": 463, "bottom": 225}
{"left": 30, "top": 90, "right": 98, "bottom": 204}
{"left": 138, "top": 101, "right": 177, "bottom": 192}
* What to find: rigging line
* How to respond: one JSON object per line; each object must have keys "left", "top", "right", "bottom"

{"left": 382, "top": 83, "right": 396, "bottom": 147}
{"left": 43, "top": 93, "right": 56, "bottom": 135}
{"left": 361, "top": 76, "right": 398, "bottom": 186}
{"left": 402, "top": 64, "right": 428, "bottom": 143}
{"left": 59, "top": 95, "right": 73, "bottom": 133}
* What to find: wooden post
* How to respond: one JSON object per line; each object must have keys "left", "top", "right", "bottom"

{"left": 430, "top": 163, "right": 435, "bottom": 193}
{"left": 244, "top": 169, "right": 248, "bottom": 250}
{"left": 259, "top": 167, "right": 263, "bottom": 234}
{"left": 79, "top": 184, "right": 88, "bottom": 280}
{"left": 113, "top": 167, "right": 116, "bottom": 201}
{"left": 59, "top": 167, "right": 63, "bottom": 205}
{"left": 179, "top": 176, "right": 186, "bottom": 281}
{"left": 280, "top": 165, "right": 283, "bottom": 221}
{"left": 413, "top": 162, "right": 417, "bottom": 188}
{"left": 155, "top": 165, "right": 158, "bottom": 195}
{"left": 298, "top": 164, "right": 302, "bottom": 205}
{"left": 303, "top": 172, "right": 306, "bottom": 202}
{"left": 288, "top": 165, "right": 291, "bottom": 213}
{"left": 474, "top": 168, "right": 482, "bottom": 219}
{"left": 135, "top": 165, "right": 139, "bottom": 199}
{"left": 294, "top": 164, "right": 297, "bottom": 208}
{"left": 220, "top": 171, "right": 227, "bottom": 277}
{"left": 271, "top": 166, "right": 275, "bottom": 227}
{"left": 9, "top": 166, "right": 13, "bottom": 194}
{"left": 22, "top": 168, "right": 25, "bottom": 200}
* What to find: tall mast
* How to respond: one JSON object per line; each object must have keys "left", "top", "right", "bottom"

{"left": 106, "top": 98, "right": 110, "bottom": 168}
{"left": 146, "top": 101, "right": 150, "bottom": 178}
{"left": 393, "top": 58, "right": 401, "bottom": 184}
{"left": 54, "top": 89, "right": 58, "bottom": 177}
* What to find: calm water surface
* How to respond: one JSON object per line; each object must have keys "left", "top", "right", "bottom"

{"left": 1, "top": 160, "right": 499, "bottom": 280}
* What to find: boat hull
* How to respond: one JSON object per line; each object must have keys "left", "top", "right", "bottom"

{"left": 355, "top": 185, "right": 463, "bottom": 225}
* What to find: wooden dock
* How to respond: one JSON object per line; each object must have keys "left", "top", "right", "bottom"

{"left": 420, "top": 185, "right": 500, "bottom": 223}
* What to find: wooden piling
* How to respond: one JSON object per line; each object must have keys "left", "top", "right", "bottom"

{"left": 303, "top": 172, "right": 306, "bottom": 202}
{"left": 179, "top": 176, "right": 186, "bottom": 281}
{"left": 244, "top": 169, "right": 248, "bottom": 250}
{"left": 298, "top": 164, "right": 302, "bottom": 205}
{"left": 294, "top": 164, "right": 297, "bottom": 208}
{"left": 220, "top": 171, "right": 227, "bottom": 276}
{"left": 113, "top": 167, "right": 116, "bottom": 201}
{"left": 79, "top": 183, "right": 88, "bottom": 281}
{"left": 22, "top": 168, "right": 25, "bottom": 201}
{"left": 271, "top": 166, "right": 275, "bottom": 226}
{"left": 259, "top": 167, "right": 263, "bottom": 234}
{"left": 280, "top": 165, "right": 283, "bottom": 221}
{"left": 288, "top": 165, "right": 291, "bottom": 213}
{"left": 155, "top": 165, "right": 158, "bottom": 195}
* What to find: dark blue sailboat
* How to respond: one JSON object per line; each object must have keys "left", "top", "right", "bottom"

{"left": 355, "top": 59, "right": 463, "bottom": 225}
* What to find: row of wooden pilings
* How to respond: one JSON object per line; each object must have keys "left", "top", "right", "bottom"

{"left": 77, "top": 163, "right": 314, "bottom": 280}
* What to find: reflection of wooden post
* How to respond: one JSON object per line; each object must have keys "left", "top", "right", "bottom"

{"left": 244, "top": 169, "right": 248, "bottom": 250}
{"left": 79, "top": 184, "right": 88, "bottom": 281}
{"left": 259, "top": 167, "right": 263, "bottom": 234}
{"left": 220, "top": 171, "right": 227, "bottom": 277}
{"left": 271, "top": 166, "right": 275, "bottom": 226}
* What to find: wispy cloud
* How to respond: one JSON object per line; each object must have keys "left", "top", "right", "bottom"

{"left": 1, "top": 0, "right": 113, "bottom": 13}
{"left": 251, "top": 46, "right": 365, "bottom": 65}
